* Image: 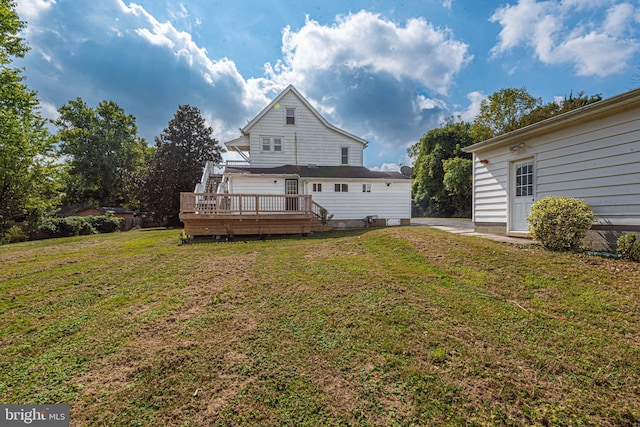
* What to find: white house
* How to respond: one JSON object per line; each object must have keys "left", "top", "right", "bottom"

{"left": 180, "top": 85, "right": 412, "bottom": 237}
{"left": 462, "top": 87, "right": 640, "bottom": 250}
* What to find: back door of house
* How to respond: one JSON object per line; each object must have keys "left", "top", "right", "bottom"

{"left": 510, "top": 159, "right": 534, "bottom": 232}
{"left": 285, "top": 179, "right": 298, "bottom": 211}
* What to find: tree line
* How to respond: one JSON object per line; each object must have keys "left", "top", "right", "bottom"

{"left": 410, "top": 87, "right": 602, "bottom": 217}
{"left": 1, "top": 1, "right": 224, "bottom": 239}
{"left": 2, "top": 0, "right": 604, "bottom": 239}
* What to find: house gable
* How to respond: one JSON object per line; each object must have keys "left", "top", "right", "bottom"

{"left": 227, "top": 85, "right": 368, "bottom": 168}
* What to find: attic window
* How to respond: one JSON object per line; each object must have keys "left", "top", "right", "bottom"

{"left": 341, "top": 147, "right": 349, "bottom": 165}
{"left": 286, "top": 108, "right": 296, "bottom": 125}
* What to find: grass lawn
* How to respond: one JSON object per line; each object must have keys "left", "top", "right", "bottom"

{"left": 1, "top": 227, "right": 639, "bottom": 426}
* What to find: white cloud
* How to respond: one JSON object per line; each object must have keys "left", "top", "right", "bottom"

{"left": 117, "top": 1, "right": 254, "bottom": 102}
{"left": 454, "top": 91, "right": 486, "bottom": 122}
{"left": 442, "top": 0, "right": 454, "bottom": 10}
{"left": 603, "top": 3, "right": 635, "bottom": 37}
{"left": 15, "top": 0, "right": 56, "bottom": 22}
{"left": 370, "top": 163, "right": 402, "bottom": 172}
{"left": 416, "top": 95, "right": 447, "bottom": 111}
{"left": 273, "top": 11, "right": 471, "bottom": 95}
{"left": 490, "top": 0, "right": 640, "bottom": 77}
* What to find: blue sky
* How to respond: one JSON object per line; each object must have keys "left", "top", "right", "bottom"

{"left": 16, "top": 0, "right": 640, "bottom": 170}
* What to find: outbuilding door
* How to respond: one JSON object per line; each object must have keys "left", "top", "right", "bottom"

{"left": 510, "top": 159, "right": 535, "bottom": 232}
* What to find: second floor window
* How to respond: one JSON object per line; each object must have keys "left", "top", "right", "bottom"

{"left": 334, "top": 183, "right": 348, "bottom": 192}
{"left": 261, "top": 136, "right": 283, "bottom": 152}
{"left": 341, "top": 147, "right": 349, "bottom": 165}
{"left": 286, "top": 108, "right": 296, "bottom": 125}
{"left": 312, "top": 183, "right": 322, "bottom": 192}
{"left": 262, "top": 137, "right": 271, "bottom": 151}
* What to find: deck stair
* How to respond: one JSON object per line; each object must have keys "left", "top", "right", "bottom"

{"left": 206, "top": 174, "right": 223, "bottom": 193}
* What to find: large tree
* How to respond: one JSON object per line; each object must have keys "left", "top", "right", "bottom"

{"left": 470, "top": 87, "right": 541, "bottom": 141}
{"left": 0, "top": 0, "right": 60, "bottom": 237}
{"left": 55, "top": 98, "right": 148, "bottom": 206}
{"left": 410, "top": 120, "right": 474, "bottom": 217}
{"left": 142, "top": 105, "right": 224, "bottom": 225}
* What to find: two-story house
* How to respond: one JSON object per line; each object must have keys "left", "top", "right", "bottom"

{"left": 180, "top": 85, "right": 412, "bottom": 237}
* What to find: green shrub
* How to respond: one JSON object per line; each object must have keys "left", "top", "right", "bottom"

{"left": 616, "top": 233, "right": 637, "bottom": 259}
{"left": 39, "top": 217, "right": 97, "bottom": 238}
{"left": 527, "top": 196, "right": 595, "bottom": 250}
{"left": 3, "top": 226, "right": 27, "bottom": 244}
{"left": 631, "top": 242, "right": 640, "bottom": 263}
{"left": 88, "top": 213, "right": 121, "bottom": 233}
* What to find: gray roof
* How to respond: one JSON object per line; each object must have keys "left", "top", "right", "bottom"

{"left": 225, "top": 165, "right": 409, "bottom": 180}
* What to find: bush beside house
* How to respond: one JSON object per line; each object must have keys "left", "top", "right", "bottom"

{"left": 527, "top": 196, "right": 595, "bottom": 250}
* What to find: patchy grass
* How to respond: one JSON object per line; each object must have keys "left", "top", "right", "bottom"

{"left": 1, "top": 227, "right": 639, "bottom": 426}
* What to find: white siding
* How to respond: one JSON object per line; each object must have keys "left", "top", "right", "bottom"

{"left": 228, "top": 175, "right": 287, "bottom": 195}
{"left": 248, "top": 92, "right": 364, "bottom": 168}
{"left": 228, "top": 175, "right": 410, "bottom": 219}
{"left": 471, "top": 105, "right": 640, "bottom": 226}
{"left": 302, "top": 179, "right": 411, "bottom": 220}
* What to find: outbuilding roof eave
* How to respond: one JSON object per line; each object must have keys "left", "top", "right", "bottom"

{"left": 462, "top": 87, "right": 640, "bottom": 154}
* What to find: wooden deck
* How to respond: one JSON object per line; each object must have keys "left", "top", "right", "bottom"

{"left": 179, "top": 193, "right": 332, "bottom": 237}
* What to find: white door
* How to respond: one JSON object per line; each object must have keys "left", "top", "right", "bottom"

{"left": 511, "top": 159, "right": 535, "bottom": 232}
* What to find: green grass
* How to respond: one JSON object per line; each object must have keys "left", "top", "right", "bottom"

{"left": 1, "top": 227, "right": 639, "bottom": 426}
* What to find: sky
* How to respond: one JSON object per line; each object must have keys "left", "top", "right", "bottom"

{"left": 15, "top": 0, "right": 640, "bottom": 170}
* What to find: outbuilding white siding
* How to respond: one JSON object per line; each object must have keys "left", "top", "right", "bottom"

{"left": 464, "top": 88, "right": 640, "bottom": 249}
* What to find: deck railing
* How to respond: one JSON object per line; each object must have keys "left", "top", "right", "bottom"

{"left": 180, "top": 193, "right": 317, "bottom": 216}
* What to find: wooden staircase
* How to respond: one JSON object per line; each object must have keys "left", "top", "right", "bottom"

{"left": 205, "top": 174, "right": 223, "bottom": 193}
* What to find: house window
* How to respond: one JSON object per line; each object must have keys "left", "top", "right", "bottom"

{"left": 312, "top": 183, "right": 322, "bottom": 192}
{"left": 362, "top": 184, "right": 371, "bottom": 193}
{"left": 261, "top": 136, "right": 284, "bottom": 153}
{"left": 334, "top": 183, "right": 348, "bottom": 192}
{"left": 262, "top": 136, "right": 271, "bottom": 152}
{"left": 286, "top": 108, "right": 296, "bottom": 125}
{"left": 341, "top": 147, "right": 349, "bottom": 165}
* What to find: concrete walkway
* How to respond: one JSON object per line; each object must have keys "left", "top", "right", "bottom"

{"left": 410, "top": 218, "right": 538, "bottom": 245}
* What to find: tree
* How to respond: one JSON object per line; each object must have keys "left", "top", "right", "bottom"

{"left": 442, "top": 157, "right": 472, "bottom": 217}
{"left": 55, "top": 98, "right": 148, "bottom": 207}
{"left": 518, "top": 91, "right": 602, "bottom": 128}
{"left": 410, "top": 120, "right": 474, "bottom": 217}
{"left": 0, "top": 0, "right": 61, "bottom": 237}
{"left": 142, "top": 105, "right": 224, "bottom": 225}
{"left": 471, "top": 87, "right": 541, "bottom": 141}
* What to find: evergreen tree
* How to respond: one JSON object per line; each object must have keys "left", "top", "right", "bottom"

{"left": 142, "top": 105, "right": 224, "bottom": 225}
